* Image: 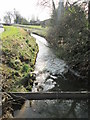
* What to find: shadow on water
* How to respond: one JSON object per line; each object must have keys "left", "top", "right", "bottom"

{"left": 14, "top": 34, "right": 88, "bottom": 118}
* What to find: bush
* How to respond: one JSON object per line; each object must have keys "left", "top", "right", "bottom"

{"left": 47, "top": 3, "right": 89, "bottom": 76}
{"left": 47, "top": 5, "right": 87, "bottom": 48}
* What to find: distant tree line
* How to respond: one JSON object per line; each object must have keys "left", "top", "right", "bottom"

{"left": 3, "top": 9, "right": 50, "bottom": 26}
{"left": 3, "top": 9, "right": 29, "bottom": 25}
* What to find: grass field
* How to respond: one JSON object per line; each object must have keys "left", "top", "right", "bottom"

{"left": 1, "top": 26, "right": 38, "bottom": 92}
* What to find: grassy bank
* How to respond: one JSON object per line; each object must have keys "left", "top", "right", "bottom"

{"left": 29, "top": 25, "right": 48, "bottom": 37}
{"left": 1, "top": 26, "right": 39, "bottom": 92}
{"left": 14, "top": 24, "right": 48, "bottom": 37}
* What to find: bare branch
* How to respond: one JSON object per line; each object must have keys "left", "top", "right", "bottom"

{"left": 37, "top": 0, "right": 55, "bottom": 10}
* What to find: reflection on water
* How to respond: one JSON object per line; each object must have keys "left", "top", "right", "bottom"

{"left": 14, "top": 100, "right": 88, "bottom": 118}
{"left": 14, "top": 34, "right": 88, "bottom": 118}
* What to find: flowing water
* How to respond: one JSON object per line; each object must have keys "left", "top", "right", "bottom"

{"left": 14, "top": 34, "right": 88, "bottom": 118}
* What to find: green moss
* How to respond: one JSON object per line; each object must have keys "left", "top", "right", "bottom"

{"left": 22, "top": 64, "right": 30, "bottom": 73}
{"left": 26, "top": 85, "right": 32, "bottom": 91}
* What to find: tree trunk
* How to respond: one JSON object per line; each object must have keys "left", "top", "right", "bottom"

{"left": 52, "top": 0, "right": 55, "bottom": 10}
{"left": 88, "top": 1, "right": 90, "bottom": 30}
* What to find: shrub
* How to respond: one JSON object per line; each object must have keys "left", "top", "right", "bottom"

{"left": 47, "top": 5, "right": 87, "bottom": 48}
{"left": 47, "top": 3, "right": 89, "bottom": 77}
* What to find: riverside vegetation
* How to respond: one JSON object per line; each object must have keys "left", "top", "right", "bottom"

{"left": 47, "top": 4, "right": 89, "bottom": 83}
{"left": 1, "top": 26, "right": 39, "bottom": 92}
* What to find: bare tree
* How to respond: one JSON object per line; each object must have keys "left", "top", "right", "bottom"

{"left": 3, "top": 16, "right": 8, "bottom": 23}
{"left": 6, "top": 12, "right": 13, "bottom": 23}
{"left": 13, "top": 9, "right": 21, "bottom": 24}
{"left": 37, "top": 0, "right": 56, "bottom": 10}
{"left": 3, "top": 11, "right": 13, "bottom": 24}
{"left": 88, "top": 1, "right": 90, "bottom": 28}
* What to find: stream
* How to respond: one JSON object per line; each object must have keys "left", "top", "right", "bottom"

{"left": 14, "top": 34, "right": 88, "bottom": 118}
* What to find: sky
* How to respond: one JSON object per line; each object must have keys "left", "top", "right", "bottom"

{"left": 0, "top": 0, "right": 87, "bottom": 22}
{"left": 0, "top": 0, "right": 51, "bottom": 22}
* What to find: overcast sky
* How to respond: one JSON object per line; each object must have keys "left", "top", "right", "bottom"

{"left": 0, "top": 0, "right": 87, "bottom": 22}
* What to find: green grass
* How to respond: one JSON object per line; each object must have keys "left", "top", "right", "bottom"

{"left": 1, "top": 26, "right": 39, "bottom": 92}
{"left": 14, "top": 24, "right": 42, "bottom": 29}
{"left": 29, "top": 25, "right": 42, "bottom": 29}
{"left": 13, "top": 24, "right": 48, "bottom": 37}
{"left": 30, "top": 27, "right": 48, "bottom": 37}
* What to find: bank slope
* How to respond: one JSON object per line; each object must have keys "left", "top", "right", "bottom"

{"left": 1, "top": 26, "right": 39, "bottom": 92}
